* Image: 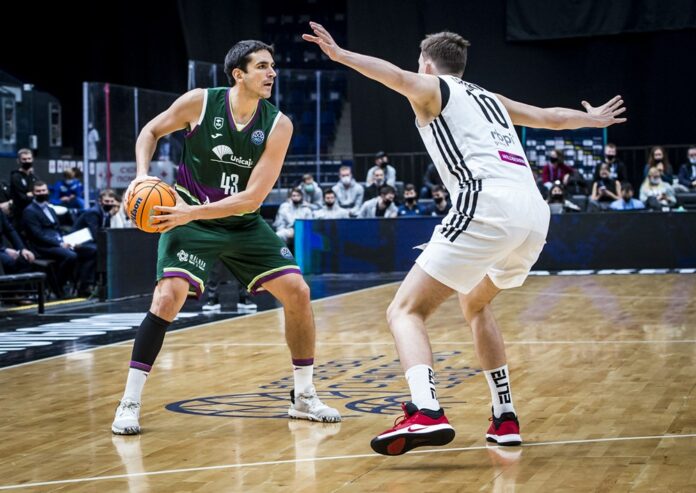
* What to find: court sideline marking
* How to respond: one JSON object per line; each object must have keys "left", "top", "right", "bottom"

{"left": 0, "top": 433, "right": 694, "bottom": 490}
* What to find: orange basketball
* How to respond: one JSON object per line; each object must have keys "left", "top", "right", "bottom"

{"left": 126, "top": 179, "right": 177, "bottom": 233}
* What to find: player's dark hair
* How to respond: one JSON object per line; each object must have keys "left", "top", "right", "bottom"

{"left": 323, "top": 188, "right": 335, "bottom": 198}
{"left": 404, "top": 183, "right": 416, "bottom": 192}
{"left": 33, "top": 180, "right": 47, "bottom": 188}
{"left": 224, "top": 40, "right": 275, "bottom": 86}
{"left": 420, "top": 31, "right": 470, "bottom": 77}
{"left": 379, "top": 185, "right": 396, "bottom": 196}
{"left": 621, "top": 182, "right": 634, "bottom": 193}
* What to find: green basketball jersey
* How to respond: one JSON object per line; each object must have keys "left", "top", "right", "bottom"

{"left": 175, "top": 87, "right": 281, "bottom": 228}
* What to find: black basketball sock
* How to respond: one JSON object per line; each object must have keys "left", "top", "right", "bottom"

{"left": 130, "top": 311, "right": 171, "bottom": 370}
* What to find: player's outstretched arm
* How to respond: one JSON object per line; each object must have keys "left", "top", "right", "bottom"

{"left": 303, "top": 21, "right": 440, "bottom": 116}
{"left": 496, "top": 94, "right": 627, "bottom": 130}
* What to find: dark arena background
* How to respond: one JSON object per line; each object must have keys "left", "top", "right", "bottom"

{"left": 1, "top": 1, "right": 695, "bottom": 491}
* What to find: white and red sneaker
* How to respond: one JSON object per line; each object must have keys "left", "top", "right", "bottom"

{"left": 486, "top": 411, "right": 522, "bottom": 446}
{"left": 370, "top": 402, "right": 455, "bottom": 456}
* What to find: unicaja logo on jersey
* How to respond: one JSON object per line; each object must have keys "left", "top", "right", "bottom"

{"left": 251, "top": 130, "right": 265, "bottom": 146}
{"left": 213, "top": 117, "right": 224, "bottom": 130}
{"left": 211, "top": 145, "right": 254, "bottom": 168}
{"left": 177, "top": 249, "right": 189, "bottom": 262}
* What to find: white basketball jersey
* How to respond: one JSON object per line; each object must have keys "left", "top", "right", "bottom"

{"left": 417, "top": 76, "right": 537, "bottom": 194}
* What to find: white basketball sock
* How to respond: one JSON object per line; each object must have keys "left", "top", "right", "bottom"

{"left": 122, "top": 368, "right": 148, "bottom": 403}
{"left": 484, "top": 364, "right": 515, "bottom": 418}
{"left": 293, "top": 364, "right": 314, "bottom": 398}
{"left": 406, "top": 364, "right": 440, "bottom": 410}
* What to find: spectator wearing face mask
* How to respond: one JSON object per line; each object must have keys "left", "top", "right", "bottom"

{"left": 640, "top": 166, "right": 677, "bottom": 210}
{"left": 364, "top": 167, "right": 387, "bottom": 200}
{"left": 643, "top": 146, "right": 674, "bottom": 182}
{"left": 610, "top": 183, "right": 645, "bottom": 211}
{"left": 366, "top": 151, "right": 396, "bottom": 187}
{"left": 426, "top": 185, "right": 451, "bottom": 216}
{"left": 51, "top": 168, "right": 85, "bottom": 210}
{"left": 589, "top": 163, "right": 621, "bottom": 211}
{"left": 72, "top": 189, "right": 120, "bottom": 239}
{"left": 541, "top": 149, "right": 573, "bottom": 189}
{"left": 677, "top": 145, "right": 696, "bottom": 191}
{"left": 593, "top": 143, "right": 627, "bottom": 182}
{"left": 332, "top": 165, "right": 364, "bottom": 215}
{"left": 10, "top": 148, "right": 38, "bottom": 221}
{"left": 315, "top": 189, "right": 350, "bottom": 219}
{"left": 298, "top": 174, "right": 322, "bottom": 209}
{"left": 274, "top": 188, "right": 314, "bottom": 244}
{"left": 358, "top": 185, "right": 398, "bottom": 218}
{"left": 397, "top": 184, "right": 426, "bottom": 216}
{"left": 547, "top": 182, "right": 581, "bottom": 214}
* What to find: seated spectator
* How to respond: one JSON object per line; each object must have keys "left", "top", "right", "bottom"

{"left": 589, "top": 163, "right": 621, "bottom": 211}
{"left": 610, "top": 183, "right": 645, "bottom": 211}
{"left": 541, "top": 148, "right": 573, "bottom": 189}
{"left": 642, "top": 146, "right": 675, "bottom": 182}
{"left": 10, "top": 148, "right": 38, "bottom": 221}
{"left": 358, "top": 185, "right": 398, "bottom": 218}
{"left": 547, "top": 182, "right": 581, "bottom": 214}
{"left": 274, "top": 188, "right": 313, "bottom": 244}
{"left": 0, "top": 212, "right": 35, "bottom": 274}
{"left": 110, "top": 196, "right": 133, "bottom": 229}
{"left": 332, "top": 165, "right": 364, "bottom": 215}
{"left": 398, "top": 184, "right": 426, "bottom": 217}
{"left": 364, "top": 167, "right": 386, "bottom": 200}
{"left": 298, "top": 173, "right": 322, "bottom": 209}
{"left": 51, "top": 168, "right": 85, "bottom": 211}
{"left": 564, "top": 168, "right": 591, "bottom": 195}
{"left": 0, "top": 179, "right": 12, "bottom": 217}
{"left": 21, "top": 181, "right": 95, "bottom": 297}
{"left": 593, "top": 143, "right": 627, "bottom": 182}
{"left": 677, "top": 145, "right": 696, "bottom": 191}
{"left": 72, "top": 189, "right": 121, "bottom": 239}
{"left": 420, "top": 162, "right": 443, "bottom": 199}
{"left": 640, "top": 166, "right": 677, "bottom": 210}
{"left": 366, "top": 151, "right": 396, "bottom": 187}
{"left": 426, "top": 185, "right": 451, "bottom": 216}
{"left": 315, "top": 189, "right": 350, "bottom": 219}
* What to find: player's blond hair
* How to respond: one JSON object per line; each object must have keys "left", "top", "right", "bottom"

{"left": 420, "top": 31, "right": 470, "bottom": 77}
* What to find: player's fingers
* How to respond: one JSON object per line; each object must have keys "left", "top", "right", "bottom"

{"left": 302, "top": 34, "right": 320, "bottom": 43}
{"left": 609, "top": 99, "right": 624, "bottom": 111}
{"left": 581, "top": 100, "right": 591, "bottom": 109}
{"left": 612, "top": 107, "right": 627, "bottom": 116}
{"left": 153, "top": 205, "right": 175, "bottom": 213}
{"left": 613, "top": 117, "right": 627, "bottom": 123}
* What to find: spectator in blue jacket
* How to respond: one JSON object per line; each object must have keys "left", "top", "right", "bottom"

{"left": 51, "top": 168, "right": 85, "bottom": 211}
{"left": 610, "top": 183, "right": 645, "bottom": 211}
{"left": 397, "top": 184, "right": 426, "bottom": 217}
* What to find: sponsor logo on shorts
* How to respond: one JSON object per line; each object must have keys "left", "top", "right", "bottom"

{"left": 177, "top": 249, "right": 206, "bottom": 271}
{"left": 280, "top": 247, "right": 293, "bottom": 259}
{"left": 213, "top": 117, "right": 224, "bottom": 130}
{"left": 498, "top": 150, "right": 527, "bottom": 167}
{"left": 251, "top": 129, "right": 265, "bottom": 146}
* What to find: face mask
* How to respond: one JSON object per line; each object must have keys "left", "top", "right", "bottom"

{"left": 102, "top": 204, "right": 115, "bottom": 213}
{"left": 405, "top": 197, "right": 416, "bottom": 204}
{"left": 35, "top": 194, "right": 49, "bottom": 203}
{"left": 382, "top": 198, "right": 393, "bottom": 207}
{"left": 325, "top": 200, "right": 335, "bottom": 207}
{"left": 341, "top": 176, "right": 351, "bottom": 185}
{"left": 689, "top": 157, "right": 696, "bottom": 165}
{"left": 550, "top": 193, "right": 564, "bottom": 203}
{"left": 304, "top": 185, "right": 314, "bottom": 194}
{"left": 649, "top": 177, "right": 660, "bottom": 185}
{"left": 549, "top": 157, "right": 558, "bottom": 164}
{"left": 434, "top": 197, "right": 444, "bottom": 204}
{"left": 654, "top": 158, "right": 663, "bottom": 163}
{"left": 21, "top": 162, "right": 33, "bottom": 171}
{"left": 605, "top": 155, "right": 615, "bottom": 161}
{"left": 292, "top": 198, "right": 303, "bottom": 204}
{"left": 374, "top": 179, "right": 384, "bottom": 186}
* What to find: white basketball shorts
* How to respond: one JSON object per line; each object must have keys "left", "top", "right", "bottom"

{"left": 416, "top": 183, "right": 550, "bottom": 294}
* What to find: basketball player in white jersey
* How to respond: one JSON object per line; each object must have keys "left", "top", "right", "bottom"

{"left": 304, "top": 23, "right": 626, "bottom": 455}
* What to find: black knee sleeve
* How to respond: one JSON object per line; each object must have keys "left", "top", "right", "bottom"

{"left": 130, "top": 311, "right": 170, "bottom": 370}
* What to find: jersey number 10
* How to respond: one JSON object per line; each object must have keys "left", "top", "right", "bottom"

{"left": 466, "top": 91, "right": 510, "bottom": 129}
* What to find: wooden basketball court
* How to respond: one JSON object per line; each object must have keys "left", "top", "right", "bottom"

{"left": 1, "top": 274, "right": 695, "bottom": 491}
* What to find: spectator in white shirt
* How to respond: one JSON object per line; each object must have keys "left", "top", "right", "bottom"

{"left": 274, "top": 188, "right": 314, "bottom": 243}
{"left": 315, "top": 189, "right": 350, "bottom": 219}
{"left": 358, "top": 185, "right": 398, "bottom": 218}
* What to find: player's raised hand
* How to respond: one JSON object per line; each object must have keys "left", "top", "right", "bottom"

{"left": 302, "top": 21, "right": 345, "bottom": 61}
{"left": 581, "top": 96, "right": 627, "bottom": 127}
{"left": 153, "top": 194, "right": 194, "bottom": 233}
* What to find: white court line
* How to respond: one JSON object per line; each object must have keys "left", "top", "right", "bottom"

{"left": 0, "top": 282, "right": 398, "bottom": 372}
{"left": 162, "top": 339, "right": 696, "bottom": 347}
{"left": 0, "top": 433, "right": 694, "bottom": 490}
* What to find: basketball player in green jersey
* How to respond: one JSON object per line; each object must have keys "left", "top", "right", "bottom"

{"left": 112, "top": 40, "right": 341, "bottom": 435}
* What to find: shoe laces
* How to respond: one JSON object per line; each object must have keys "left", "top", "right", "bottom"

{"left": 298, "top": 388, "right": 330, "bottom": 412}
{"left": 117, "top": 400, "right": 140, "bottom": 416}
{"left": 392, "top": 403, "right": 416, "bottom": 428}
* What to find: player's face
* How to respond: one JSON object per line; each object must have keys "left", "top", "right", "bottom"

{"left": 244, "top": 50, "right": 276, "bottom": 99}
